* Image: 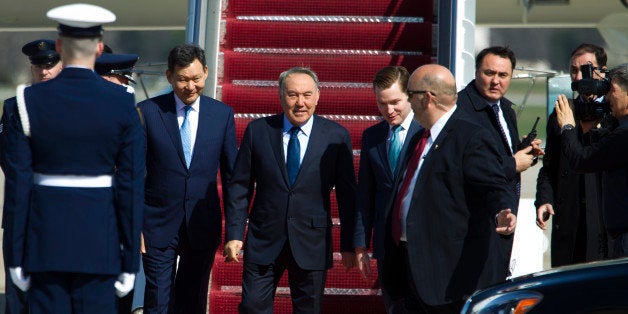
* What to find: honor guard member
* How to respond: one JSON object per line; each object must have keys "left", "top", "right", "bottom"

{"left": 1, "top": 38, "right": 61, "bottom": 314}
{"left": 95, "top": 50, "right": 139, "bottom": 89}
{"left": 22, "top": 39, "right": 63, "bottom": 83}
{"left": 3, "top": 4, "right": 145, "bottom": 314}
{"left": 95, "top": 49, "right": 146, "bottom": 314}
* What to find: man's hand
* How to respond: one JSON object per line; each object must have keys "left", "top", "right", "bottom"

{"left": 114, "top": 273, "right": 136, "bottom": 297}
{"left": 514, "top": 146, "right": 535, "bottom": 173}
{"left": 496, "top": 209, "right": 517, "bottom": 235}
{"left": 341, "top": 251, "right": 356, "bottom": 269}
{"left": 223, "top": 240, "right": 243, "bottom": 263}
{"left": 529, "top": 138, "right": 545, "bottom": 157}
{"left": 354, "top": 247, "right": 372, "bottom": 279}
{"left": 9, "top": 267, "right": 30, "bottom": 292}
{"left": 140, "top": 232, "right": 146, "bottom": 254}
{"left": 555, "top": 94, "right": 575, "bottom": 128}
{"left": 536, "top": 203, "right": 554, "bottom": 230}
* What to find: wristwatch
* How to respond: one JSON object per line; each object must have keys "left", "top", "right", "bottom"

{"left": 561, "top": 124, "right": 575, "bottom": 134}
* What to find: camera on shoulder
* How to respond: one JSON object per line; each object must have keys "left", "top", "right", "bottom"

{"left": 570, "top": 63, "right": 611, "bottom": 121}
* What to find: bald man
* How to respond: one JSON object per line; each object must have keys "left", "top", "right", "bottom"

{"left": 379, "top": 65, "right": 516, "bottom": 312}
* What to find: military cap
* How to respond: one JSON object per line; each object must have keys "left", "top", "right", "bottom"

{"left": 47, "top": 3, "right": 116, "bottom": 38}
{"left": 95, "top": 53, "right": 139, "bottom": 83}
{"left": 21, "top": 39, "right": 60, "bottom": 66}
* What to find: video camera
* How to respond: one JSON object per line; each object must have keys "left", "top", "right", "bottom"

{"left": 570, "top": 63, "right": 611, "bottom": 121}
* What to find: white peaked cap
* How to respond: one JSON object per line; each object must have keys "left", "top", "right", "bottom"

{"left": 47, "top": 3, "right": 116, "bottom": 28}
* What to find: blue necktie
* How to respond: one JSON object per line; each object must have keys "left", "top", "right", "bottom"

{"left": 181, "top": 106, "right": 192, "bottom": 168}
{"left": 388, "top": 125, "right": 402, "bottom": 172}
{"left": 286, "top": 126, "right": 301, "bottom": 186}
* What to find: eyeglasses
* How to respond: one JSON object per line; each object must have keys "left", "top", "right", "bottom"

{"left": 407, "top": 90, "right": 436, "bottom": 98}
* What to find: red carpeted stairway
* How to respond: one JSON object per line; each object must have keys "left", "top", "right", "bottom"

{"left": 210, "top": 0, "right": 435, "bottom": 312}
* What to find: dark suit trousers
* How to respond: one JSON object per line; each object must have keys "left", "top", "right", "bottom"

{"left": 28, "top": 272, "right": 117, "bottom": 314}
{"left": 384, "top": 242, "right": 463, "bottom": 314}
{"left": 239, "top": 243, "right": 327, "bottom": 314}
{"left": 143, "top": 223, "right": 215, "bottom": 314}
{"left": 4, "top": 267, "right": 28, "bottom": 314}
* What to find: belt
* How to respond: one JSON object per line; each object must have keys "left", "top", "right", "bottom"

{"left": 33, "top": 173, "right": 113, "bottom": 188}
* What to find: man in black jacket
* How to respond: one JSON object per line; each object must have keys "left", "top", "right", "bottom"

{"left": 457, "top": 46, "right": 543, "bottom": 275}
{"left": 535, "top": 44, "right": 610, "bottom": 266}
{"left": 554, "top": 63, "right": 628, "bottom": 258}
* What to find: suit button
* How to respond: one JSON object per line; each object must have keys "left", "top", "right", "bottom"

{"left": 561, "top": 170, "right": 568, "bottom": 177}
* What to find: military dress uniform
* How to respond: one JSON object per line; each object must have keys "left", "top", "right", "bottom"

{"left": 3, "top": 4, "right": 144, "bottom": 314}
{"left": 1, "top": 38, "right": 60, "bottom": 314}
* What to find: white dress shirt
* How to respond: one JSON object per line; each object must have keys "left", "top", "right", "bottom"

{"left": 491, "top": 100, "right": 513, "bottom": 153}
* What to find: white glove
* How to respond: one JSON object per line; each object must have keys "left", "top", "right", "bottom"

{"left": 9, "top": 267, "right": 31, "bottom": 292}
{"left": 114, "top": 272, "right": 135, "bottom": 298}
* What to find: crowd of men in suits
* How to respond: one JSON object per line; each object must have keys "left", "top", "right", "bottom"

{"left": 1, "top": 3, "right": 627, "bottom": 314}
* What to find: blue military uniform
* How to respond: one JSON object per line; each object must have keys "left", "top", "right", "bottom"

{"left": 1, "top": 38, "right": 60, "bottom": 314}
{"left": 3, "top": 4, "right": 144, "bottom": 314}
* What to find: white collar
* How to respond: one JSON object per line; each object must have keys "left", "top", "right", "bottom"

{"left": 283, "top": 114, "right": 314, "bottom": 137}
{"left": 429, "top": 105, "right": 457, "bottom": 140}
{"left": 174, "top": 94, "right": 200, "bottom": 113}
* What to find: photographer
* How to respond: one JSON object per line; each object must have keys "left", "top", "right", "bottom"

{"left": 555, "top": 63, "right": 628, "bottom": 258}
{"left": 535, "top": 44, "right": 609, "bottom": 266}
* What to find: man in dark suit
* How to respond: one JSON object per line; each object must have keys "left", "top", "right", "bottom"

{"left": 352, "top": 66, "right": 420, "bottom": 313}
{"left": 457, "top": 46, "right": 542, "bottom": 275}
{"left": 379, "top": 64, "right": 516, "bottom": 312}
{"left": 223, "top": 67, "right": 357, "bottom": 313}
{"left": 3, "top": 4, "right": 144, "bottom": 313}
{"left": 553, "top": 63, "right": 628, "bottom": 257}
{"left": 137, "top": 43, "right": 238, "bottom": 314}
{"left": 458, "top": 46, "right": 542, "bottom": 212}
{"left": 1, "top": 38, "right": 61, "bottom": 314}
{"left": 535, "top": 44, "right": 609, "bottom": 266}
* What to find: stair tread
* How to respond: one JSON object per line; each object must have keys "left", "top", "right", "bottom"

{"left": 226, "top": 0, "right": 432, "bottom": 20}
{"left": 224, "top": 19, "right": 432, "bottom": 52}
{"left": 222, "top": 51, "right": 432, "bottom": 82}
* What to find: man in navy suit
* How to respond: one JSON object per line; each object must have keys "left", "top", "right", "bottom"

{"left": 1, "top": 38, "right": 61, "bottom": 314}
{"left": 223, "top": 67, "right": 357, "bottom": 313}
{"left": 137, "top": 43, "right": 238, "bottom": 314}
{"left": 352, "top": 66, "right": 420, "bottom": 313}
{"left": 3, "top": 4, "right": 144, "bottom": 313}
{"left": 379, "top": 64, "right": 516, "bottom": 312}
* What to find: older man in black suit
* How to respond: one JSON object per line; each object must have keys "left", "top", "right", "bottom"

{"left": 223, "top": 67, "right": 357, "bottom": 313}
{"left": 378, "top": 64, "right": 516, "bottom": 313}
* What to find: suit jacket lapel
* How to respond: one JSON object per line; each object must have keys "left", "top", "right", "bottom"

{"left": 298, "top": 115, "right": 324, "bottom": 186}
{"left": 191, "top": 98, "right": 211, "bottom": 168}
{"left": 410, "top": 110, "right": 457, "bottom": 208}
{"left": 374, "top": 122, "right": 393, "bottom": 181}
{"left": 158, "top": 92, "right": 187, "bottom": 168}
{"left": 268, "top": 114, "right": 290, "bottom": 186}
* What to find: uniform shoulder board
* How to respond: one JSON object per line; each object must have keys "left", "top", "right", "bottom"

{"left": 15, "top": 84, "right": 32, "bottom": 137}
